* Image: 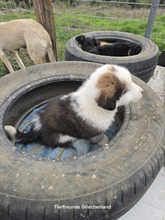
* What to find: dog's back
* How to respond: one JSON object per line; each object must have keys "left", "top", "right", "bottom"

{"left": 23, "top": 19, "right": 55, "bottom": 63}
{"left": 0, "top": 20, "right": 26, "bottom": 51}
{"left": 0, "top": 19, "right": 55, "bottom": 64}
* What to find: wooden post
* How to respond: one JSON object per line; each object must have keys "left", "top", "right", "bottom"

{"left": 33, "top": 0, "right": 57, "bottom": 61}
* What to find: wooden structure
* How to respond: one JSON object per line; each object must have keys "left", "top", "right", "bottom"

{"left": 33, "top": 0, "right": 57, "bottom": 61}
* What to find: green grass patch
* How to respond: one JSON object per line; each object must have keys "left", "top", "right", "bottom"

{"left": 0, "top": 12, "right": 35, "bottom": 21}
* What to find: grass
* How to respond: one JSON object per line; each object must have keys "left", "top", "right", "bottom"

{"left": 0, "top": 3, "right": 165, "bottom": 76}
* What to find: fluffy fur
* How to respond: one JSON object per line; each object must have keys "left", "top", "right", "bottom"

{"left": 0, "top": 19, "right": 56, "bottom": 73}
{"left": 5, "top": 64, "right": 143, "bottom": 147}
{"left": 76, "top": 35, "right": 141, "bottom": 56}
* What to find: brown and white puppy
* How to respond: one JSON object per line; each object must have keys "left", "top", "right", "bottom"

{"left": 5, "top": 64, "right": 143, "bottom": 147}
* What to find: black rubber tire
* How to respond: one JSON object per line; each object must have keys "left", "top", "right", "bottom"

{"left": 65, "top": 31, "right": 159, "bottom": 82}
{"left": 157, "top": 51, "right": 165, "bottom": 67}
{"left": 0, "top": 61, "right": 164, "bottom": 220}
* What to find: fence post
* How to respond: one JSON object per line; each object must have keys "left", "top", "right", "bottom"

{"left": 145, "top": 0, "right": 160, "bottom": 39}
{"left": 33, "top": 0, "right": 57, "bottom": 61}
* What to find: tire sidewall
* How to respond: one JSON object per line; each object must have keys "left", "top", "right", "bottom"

{"left": 0, "top": 62, "right": 164, "bottom": 220}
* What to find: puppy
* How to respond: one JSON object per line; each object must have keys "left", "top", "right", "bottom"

{"left": 5, "top": 64, "right": 143, "bottom": 147}
{"left": 0, "top": 19, "right": 56, "bottom": 73}
{"left": 76, "top": 35, "right": 141, "bottom": 56}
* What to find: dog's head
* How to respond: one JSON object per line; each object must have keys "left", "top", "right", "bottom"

{"left": 76, "top": 35, "right": 100, "bottom": 54}
{"left": 93, "top": 65, "right": 143, "bottom": 110}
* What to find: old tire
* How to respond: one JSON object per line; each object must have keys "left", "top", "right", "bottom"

{"left": 65, "top": 31, "right": 159, "bottom": 82}
{"left": 0, "top": 61, "right": 165, "bottom": 220}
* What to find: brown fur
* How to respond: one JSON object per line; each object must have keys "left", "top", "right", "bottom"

{"left": 96, "top": 70, "right": 126, "bottom": 110}
{"left": 97, "top": 72, "right": 117, "bottom": 96}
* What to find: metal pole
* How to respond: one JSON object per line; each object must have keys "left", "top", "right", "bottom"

{"left": 145, "top": 0, "right": 160, "bottom": 39}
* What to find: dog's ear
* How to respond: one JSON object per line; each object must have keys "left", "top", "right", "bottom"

{"left": 76, "top": 35, "right": 85, "bottom": 44}
{"left": 97, "top": 95, "right": 116, "bottom": 110}
{"left": 93, "top": 38, "right": 101, "bottom": 47}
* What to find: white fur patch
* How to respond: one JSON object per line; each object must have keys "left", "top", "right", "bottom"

{"left": 33, "top": 116, "right": 42, "bottom": 131}
{"left": 116, "top": 81, "right": 143, "bottom": 108}
{"left": 60, "top": 95, "right": 69, "bottom": 100}
{"left": 4, "top": 125, "right": 17, "bottom": 138}
{"left": 58, "top": 135, "right": 76, "bottom": 144}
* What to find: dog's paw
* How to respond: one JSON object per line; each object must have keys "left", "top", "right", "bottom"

{"left": 4, "top": 125, "right": 17, "bottom": 138}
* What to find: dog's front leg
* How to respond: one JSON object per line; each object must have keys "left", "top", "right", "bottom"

{"left": 0, "top": 50, "right": 14, "bottom": 72}
{"left": 12, "top": 51, "right": 25, "bottom": 69}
